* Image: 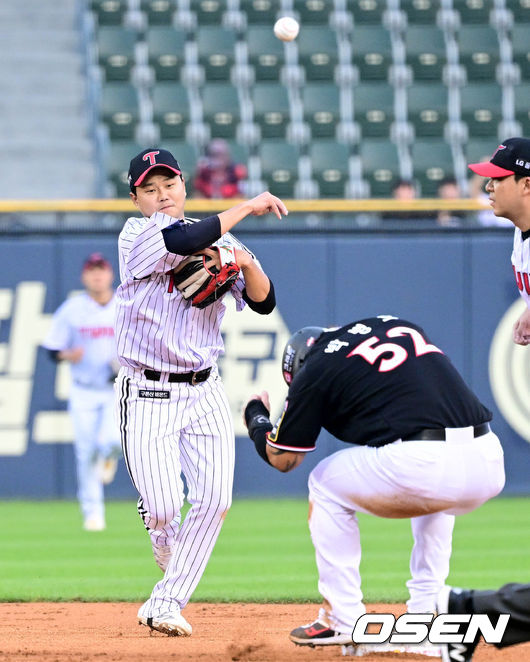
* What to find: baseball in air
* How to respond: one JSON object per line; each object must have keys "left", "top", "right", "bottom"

{"left": 273, "top": 16, "right": 300, "bottom": 41}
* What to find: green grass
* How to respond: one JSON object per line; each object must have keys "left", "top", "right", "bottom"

{"left": 2, "top": 497, "right": 530, "bottom": 603}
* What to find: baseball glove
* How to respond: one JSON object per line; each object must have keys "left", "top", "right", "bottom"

{"left": 172, "top": 245, "right": 240, "bottom": 309}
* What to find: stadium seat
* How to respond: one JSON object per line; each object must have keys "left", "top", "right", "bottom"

{"left": 456, "top": 25, "right": 499, "bottom": 80}
{"left": 512, "top": 25, "right": 530, "bottom": 80}
{"left": 345, "top": 0, "right": 387, "bottom": 24}
{"left": 259, "top": 141, "right": 299, "bottom": 197}
{"left": 251, "top": 83, "right": 290, "bottom": 139}
{"left": 239, "top": 0, "right": 281, "bottom": 24}
{"left": 452, "top": 0, "right": 494, "bottom": 24}
{"left": 464, "top": 138, "right": 497, "bottom": 164}
{"left": 354, "top": 82, "right": 395, "bottom": 138}
{"left": 411, "top": 139, "right": 454, "bottom": 197}
{"left": 195, "top": 0, "right": 228, "bottom": 25}
{"left": 100, "top": 83, "right": 140, "bottom": 139}
{"left": 97, "top": 26, "right": 137, "bottom": 81}
{"left": 293, "top": 0, "right": 330, "bottom": 24}
{"left": 247, "top": 26, "right": 285, "bottom": 80}
{"left": 514, "top": 83, "right": 530, "bottom": 135}
{"left": 91, "top": 0, "right": 127, "bottom": 26}
{"left": 302, "top": 83, "right": 341, "bottom": 138}
{"left": 404, "top": 25, "right": 447, "bottom": 80}
{"left": 407, "top": 83, "right": 448, "bottom": 137}
{"left": 201, "top": 83, "right": 241, "bottom": 139}
{"left": 460, "top": 83, "right": 502, "bottom": 137}
{"left": 297, "top": 26, "right": 338, "bottom": 81}
{"left": 309, "top": 140, "right": 350, "bottom": 198}
{"left": 152, "top": 83, "right": 191, "bottom": 139}
{"left": 359, "top": 139, "right": 401, "bottom": 197}
{"left": 351, "top": 26, "right": 393, "bottom": 80}
{"left": 399, "top": 0, "right": 440, "bottom": 24}
{"left": 197, "top": 27, "right": 237, "bottom": 81}
{"left": 140, "top": 0, "right": 176, "bottom": 25}
{"left": 511, "top": 0, "right": 530, "bottom": 23}
{"left": 146, "top": 26, "right": 187, "bottom": 81}
{"left": 106, "top": 140, "right": 143, "bottom": 196}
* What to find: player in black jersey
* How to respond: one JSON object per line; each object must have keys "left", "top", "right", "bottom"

{"left": 244, "top": 315, "right": 505, "bottom": 651}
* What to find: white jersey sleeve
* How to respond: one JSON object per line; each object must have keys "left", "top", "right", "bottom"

{"left": 120, "top": 212, "right": 186, "bottom": 279}
{"left": 42, "top": 299, "right": 74, "bottom": 351}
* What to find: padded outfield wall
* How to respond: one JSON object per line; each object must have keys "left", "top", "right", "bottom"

{"left": 0, "top": 227, "right": 529, "bottom": 498}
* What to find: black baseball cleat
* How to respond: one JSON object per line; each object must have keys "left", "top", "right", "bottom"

{"left": 289, "top": 611, "right": 352, "bottom": 647}
{"left": 437, "top": 586, "right": 480, "bottom": 662}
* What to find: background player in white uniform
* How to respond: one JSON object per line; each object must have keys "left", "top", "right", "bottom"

{"left": 468, "top": 137, "right": 530, "bottom": 345}
{"left": 42, "top": 253, "right": 121, "bottom": 531}
{"left": 115, "top": 147, "right": 286, "bottom": 636}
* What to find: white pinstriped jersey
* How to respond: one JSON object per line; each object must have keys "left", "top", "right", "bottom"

{"left": 115, "top": 211, "right": 260, "bottom": 372}
{"left": 43, "top": 293, "right": 117, "bottom": 389}
{"left": 511, "top": 228, "right": 530, "bottom": 309}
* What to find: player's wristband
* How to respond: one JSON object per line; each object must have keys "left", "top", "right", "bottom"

{"left": 244, "top": 399, "right": 273, "bottom": 466}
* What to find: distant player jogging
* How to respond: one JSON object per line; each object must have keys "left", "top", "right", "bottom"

{"left": 42, "top": 253, "right": 121, "bottom": 532}
{"left": 243, "top": 315, "right": 505, "bottom": 653}
{"left": 468, "top": 137, "right": 530, "bottom": 345}
{"left": 115, "top": 147, "right": 286, "bottom": 637}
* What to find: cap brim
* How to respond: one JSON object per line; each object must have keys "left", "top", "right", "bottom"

{"left": 468, "top": 161, "right": 515, "bottom": 177}
{"left": 134, "top": 164, "right": 182, "bottom": 186}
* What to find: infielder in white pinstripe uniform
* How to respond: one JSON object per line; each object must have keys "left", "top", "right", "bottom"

{"left": 115, "top": 147, "right": 286, "bottom": 636}
{"left": 468, "top": 138, "right": 530, "bottom": 345}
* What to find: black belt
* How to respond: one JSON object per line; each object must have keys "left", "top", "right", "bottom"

{"left": 143, "top": 367, "right": 212, "bottom": 385}
{"left": 402, "top": 422, "right": 490, "bottom": 442}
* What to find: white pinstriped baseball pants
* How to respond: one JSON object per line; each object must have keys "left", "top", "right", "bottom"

{"left": 307, "top": 428, "right": 505, "bottom": 634}
{"left": 116, "top": 368, "right": 235, "bottom": 618}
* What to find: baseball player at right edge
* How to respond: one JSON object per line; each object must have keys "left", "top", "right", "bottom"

{"left": 114, "top": 147, "right": 286, "bottom": 637}
{"left": 468, "top": 137, "right": 530, "bottom": 345}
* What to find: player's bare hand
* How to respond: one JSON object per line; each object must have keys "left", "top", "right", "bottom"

{"left": 247, "top": 192, "right": 288, "bottom": 219}
{"left": 513, "top": 307, "right": 530, "bottom": 345}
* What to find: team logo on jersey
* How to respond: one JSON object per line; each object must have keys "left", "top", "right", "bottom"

{"left": 489, "top": 298, "right": 530, "bottom": 444}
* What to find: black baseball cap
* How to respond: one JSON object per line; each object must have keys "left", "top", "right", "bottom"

{"left": 128, "top": 148, "right": 182, "bottom": 191}
{"left": 468, "top": 137, "right": 530, "bottom": 178}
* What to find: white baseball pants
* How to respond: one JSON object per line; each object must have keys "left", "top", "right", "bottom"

{"left": 307, "top": 427, "right": 505, "bottom": 633}
{"left": 116, "top": 368, "right": 234, "bottom": 618}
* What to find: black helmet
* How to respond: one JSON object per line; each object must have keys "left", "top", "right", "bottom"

{"left": 282, "top": 326, "right": 324, "bottom": 385}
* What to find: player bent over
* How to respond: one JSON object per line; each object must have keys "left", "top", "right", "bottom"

{"left": 243, "top": 315, "right": 505, "bottom": 653}
{"left": 115, "top": 147, "right": 286, "bottom": 636}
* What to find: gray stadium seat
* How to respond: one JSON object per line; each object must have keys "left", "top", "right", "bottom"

{"left": 247, "top": 26, "right": 285, "bottom": 80}
{"left": 252, "top": 83, "right": 290, "bottom": 139}
{"left": 152, "top": 83, "right": 191, "bottom": 139}
{"left": 411, "top": 139, "right": 454, "bottom": 197}
{"left": 309, "top": 141, "right": 350, "bottom": 198}
{"left": 512, "top": 25, "right": 530, "bottom": 80}
{"left": 407, "top": 83, "right": 448, "bottom": 137}
{"left": 514, "top": 83, "right": 530, "bottom": 135}
{"left": 297, "top": 26, "right": 338, "bottom": 81}
{"left": 302, "top": 83, "right": 341, "bottom": 138}
{"left": 460, "top": 83, "right": 502, "bottom": 137}
{"left": 405, "top": 25, "right": 447, "bottom": 80}
{"left": 146, "top": 27, "right": 188, "bottom": 81}
{"left": 351, "top": 26, "right": 393, "bottom": 81}
{"left": 346, "top": 0, "right": 386, "bottom": 24}
{"left": 294, "top": 0, "right": 330, "bottom": 24}
{"left": 140, "top": 0, "right": 176, "bottom": 25}
{"left": 452, "top": 0, "right": 494, "bottom": 24}
{"left": 359, "top": 139, "right": 401, "bottom": 197}
{"left": 399, "top": 0, "right": 440, "bottom": 24}
{"left": 354, "top": 83, "right": 395, "bottom": 138}
{"left": 91, "top": 0, "right": 127, "bottom": 26}
{"left": 259, "top": 141, "right": 299, "bottom": 197}
{"left": 100, "top": 83, "right": 140, "bottom": 139}
{"left": 201, "top": 84, "right": 241, "bottom": 139}
{"left": 457, "top": 25, "right": 499, "bottom": 80}
{"left": 97, "top": 26, "right": 137, "bottom": 81}
{"left": 197, "top": 27, "right": 237, "bottom": 81}
{"left": 239, "top": 0, "right": 281, "bottom": 24}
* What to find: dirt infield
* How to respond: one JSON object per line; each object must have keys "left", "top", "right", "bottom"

{"left": 0, "top": 602, "right": 525, "bottom": 661}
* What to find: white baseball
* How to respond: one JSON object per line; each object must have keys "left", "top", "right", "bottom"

{"left": 273, "top": 16, "right": 300, "bottom": 42}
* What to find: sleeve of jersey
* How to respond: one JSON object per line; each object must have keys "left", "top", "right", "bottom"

{"left": 266, "top": 385, "right": 323, "bottom": 452}
{"left": 41, "top": 302, "right": 73, "bottom": 351}
{"left": 123, "top": 212, "right": 189, "bottom": 279}
{"left": 218, "top": 234, "right": 262, "bottom": 312}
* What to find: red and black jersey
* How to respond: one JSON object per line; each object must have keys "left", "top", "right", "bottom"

{"left": 268, "top": 316, "right": 492, "bottom": 452}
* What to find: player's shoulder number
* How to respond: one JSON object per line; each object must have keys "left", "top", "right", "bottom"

{"left": 347, "top": 326, "right": 443, "bottom": 372}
